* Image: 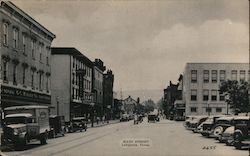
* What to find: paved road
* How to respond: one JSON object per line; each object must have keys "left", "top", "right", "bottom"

{"left": 2, "top": 119, "right": 249, "bottom": 156}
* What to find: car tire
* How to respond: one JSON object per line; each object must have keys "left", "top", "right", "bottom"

{"left": 235, "top": 142, "right": 242, "bottom": 150}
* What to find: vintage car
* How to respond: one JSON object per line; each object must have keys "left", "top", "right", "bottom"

{"left": 147, "top": 114, "right": 159, "bottom": 123}
{"left": 48, "top": 115, "right": 65, "bottom": 138}
{"left": 1, "top": 106, "right": 50, "bottom": 150}
{"left": 67, "top": 117, "right": 87, "bottom": 133}
{"left": 219, "top": 116, "right": 249, "bottom": 145}
{"left": 200, "top": 115, "right": 225, "bottom": 137}
{"left": 234, "top": 116, "right": 250, "bottom": 150}
{"left": 190, "top": 116, "right": 208, "bottom": 133}
{"left": 212, "top": 116, "right": 234, "bottom": 139}
{"left": 120, "top": 114, "right": 129, "bottom": 122}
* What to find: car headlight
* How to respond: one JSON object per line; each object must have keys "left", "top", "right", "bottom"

{"left": 13, "top": 128, "right": 20, "bottom": 135}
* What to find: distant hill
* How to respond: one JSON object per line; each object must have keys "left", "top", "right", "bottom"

{"left": 116, "top": 89, "right": 163, "bottom": 103}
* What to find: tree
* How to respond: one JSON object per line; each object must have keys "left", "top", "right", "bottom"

{"left": 219, "top": 80, "right": 249, "bottom": 114}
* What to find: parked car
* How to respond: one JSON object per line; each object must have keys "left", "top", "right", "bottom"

{"left": 200, "top": 115, "right": 225, "bottom": 137}
{"left": 67, "top": 117, "right": 87, "bottom": 133}
{"left": 1, "top": 106, "right": 49, "bottom": 150}
{"left": 120, "top": 114, "right": 129, "bottom": 122}
{"left": 212, "top": 116, "right": 234, "bottom": 139}
{"left": 234, "top": 116, "right": 250, "bottom": 150}
{"left": 190, "top": 116, "right": 208, "bottom": 133}
{"left": 48, "top": 115, "right": 65, "bottom": 138}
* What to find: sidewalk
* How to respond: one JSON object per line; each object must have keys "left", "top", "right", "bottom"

{"left": 87, "top": 119, "right": 120, "bottom": 128}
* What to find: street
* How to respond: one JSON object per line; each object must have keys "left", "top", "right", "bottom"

{"left": 2, "top": 118, "right": 248, "bottom": 156}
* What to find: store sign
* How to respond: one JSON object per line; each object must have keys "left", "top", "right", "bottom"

{"left": 1, "top": 86, "right": 51, "bottom": 103}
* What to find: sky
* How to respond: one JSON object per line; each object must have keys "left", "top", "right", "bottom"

{"left": 12, "top": 0, "right": 249, "bottom": 93}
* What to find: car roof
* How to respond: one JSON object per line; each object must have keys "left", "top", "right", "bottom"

{"left": 233, "top": 116, "right": 250, "bottom": 120}
{"left": 73, "top": 117, "right": 86, "bottom": 120}
{"left": 6, "top": 113, "right": 33, "bottom": 118}
{"left": 4, "top": 105, "right": 48, "bottom": 110}
{"left": 217, "top": 116, "right": 234, "bottom": 120}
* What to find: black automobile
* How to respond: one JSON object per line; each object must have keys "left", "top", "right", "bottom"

{"left": 68, "top": 117, "right": 87, "bottom": 133}
{"left": 212, "top": 116, "right": 234, "bottom": 139}
{"left": 49, "top": 115, "right": 65, "bottom": 138}
{"left": 234, "top": 116, "right": 250, "bottom": 150}
{"left": 148, "top": 114, "right": 159, "bottom": 123}
{"left": 200, "top": 115, "right": 225, "bottom": 137}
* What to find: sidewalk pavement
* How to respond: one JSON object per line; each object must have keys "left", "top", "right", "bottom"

{"left": 87, "top": 119, "right": 120, "bottom": 128}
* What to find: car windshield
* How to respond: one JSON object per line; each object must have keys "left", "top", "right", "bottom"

{"left": 205, "top": 118, "right": 213, "bottom": 123}
{"left": 216, "top": 120, "right": 231, "bottom": 125}
{"left": 5, "top": 117, "right": 27, "bottom": 125}
{"left": 234, "top": 120, "right": 249, "bottom": 125}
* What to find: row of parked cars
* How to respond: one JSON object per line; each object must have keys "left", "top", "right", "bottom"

{"left": 1, "top": 105, "right": 88, "bottom": 151}
{"left": 184, "top": 114, "right": 250, "bottom": 150}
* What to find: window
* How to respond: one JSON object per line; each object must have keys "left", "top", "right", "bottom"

{"left": 3, "top": 23, "right": 8, "bottom": 45}
{"left": 190, "top": 107, "right": 197, "bottom": 112}
{"left": 191, "top": 70, "right": 197, "bottom": 83}
{"left": 191, "top": 90, "right": 197, "bottom": 101}
{"left": 46, "top": 76, "right": 49, "bottom": 91}
{"left": 211, "top": 90, "right": 217, "bottom": 101}
{"left": 73, "top": 57, "right": 75, "bottom": 68}
{"left": 31, "top": 40, "right": 35, "bottom": 58}
{"left": 31, "top": 70, "right": 34, "bottom": 88}
{"left": 219, "top": 70, "right": 226, "bottom": 82}
{"left": 3, "top": 61, "right": 8, "bottom": 81}
{"left": 39, "top": 44, "right": 43, "bottom": 62}
{"left": 22, "top": 35, "right": 26, "bottom": 54}
{"left": 203, "top": 70, "right": 209, "bottom": 83}
{"left": 216, "top": 108, "right": 222, "bottom": 113}
{"left": 13, "top": 28, "right": 18, "bottom": 49}
{"left": 231, "top": 70, "right": 237, "bottom": 81}
{"left": 203, "top": 90, "right": 209, "bottom": 101}
{"left": 239, "top": 70, "right": 246, "bottom": 81}
{"left": 46, "top": 47, "right": 49, "bottom": 65}
{"left": 219, "top": 95, "right": 225, "bottom": 101}
{"left": 206, "top": 108, "right": 212, "bottom": 113}
{"left": 39, "top": 73, "right": 42, "bottom": 90}
{"left": 212, "top": 70, "right": 217, "bottom": 83}
{"left": 13, "top": 64, "right": 17, "bottom": 85}
{"left": 72, "top": 73, "right": 75, "bottom": 84}
{"left": 22, "top": 66, "right": 26, "bottom": 85}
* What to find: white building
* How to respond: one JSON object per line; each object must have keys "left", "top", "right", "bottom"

{"left": 183, "top": 63, "right": 249, "bottom": 116}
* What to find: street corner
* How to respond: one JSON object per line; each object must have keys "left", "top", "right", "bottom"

{"left": 120, "top": 138, "right": 152, "bottom": 148}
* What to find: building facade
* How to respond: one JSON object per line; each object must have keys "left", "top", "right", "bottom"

{"left": 183, "top": 63, "right": 249, "bottom": 116}
{"left": 92, "top": 59, "right": 105, "bottom": 118}
{"left": 103, "top": 69, "right": 114, "bottom": 119}
{"left": 123, "top": 96, "right": 137, "bottom": 115}
{"left": 163, "top": 81, "right": 178, "bottom": 118}
{"left": 51, "top": 48, "right": 93, "bottom": 122}
{"left": 174, "top": 75, "right": 185, "bottom": 119}
{"left": 0, "top": 1, "right": 55, "bottom": 120}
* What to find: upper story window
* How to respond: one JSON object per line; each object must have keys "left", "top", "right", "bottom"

{"left": 46, "top": 47, "right": 50, "bottom": 65}
{"left": 191, "top": 89, "right": 197, "bottom": 101}
{"left": 219, "top": 70, "right": 226, "bottom": 82}
{"left": 211, "top": 90, "right": 217, "bottom": 101}
{"left": 3, "top": 23, "right": 8, "bottom": 45}
{"left": 31, "top": 39, "right": 35, "bottom": 59}
{"left": 203, "top": 70, "right": 209, "bottom": 83}
{"left": 190, "top": 107, "right": 197, "bottom": 112}
{"left": 22, "top": 34, "right": 26, "bottom": 54}
{"left": 2, "top": 61, "right": 8, "bottom": 82}
{"left": 231, "top": 70, "right": 237, "bottom": 81}
{"left": 212, "top": 70, "right": 217, "bottom": 83}
{"left": 73, "top": 57, "right": 75, "bottom": 68}
{"left": 203, "top": 89, "right": 209, "bottom": 101}
{"left": 13, "top": 64, "right": 17, "bottom": 85}
{"left": 13, "top": 28, "right": 19, "bottom": 49}
{"left": 239, "top": 70, "right": 246, "bottom": 81}
{"left": 191, "top": 70, "right": 197, "bottom": 83}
